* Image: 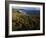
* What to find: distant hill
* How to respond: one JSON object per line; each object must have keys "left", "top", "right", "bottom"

{"left": 12, "top": 9, "right": 40, "bottom": 16}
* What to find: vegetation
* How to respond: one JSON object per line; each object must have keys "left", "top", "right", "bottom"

{"left": 12, "top": 10, "right": 40, "bottom": 31}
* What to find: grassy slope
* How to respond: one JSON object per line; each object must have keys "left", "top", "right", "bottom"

{"left": 12, "top": 12, "right": 40, "bottom": 31}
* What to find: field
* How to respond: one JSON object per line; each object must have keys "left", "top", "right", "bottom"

{"left": 12, "top": 10, "right": 40, "bottom": 31}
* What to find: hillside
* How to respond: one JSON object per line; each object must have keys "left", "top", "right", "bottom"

{"left": 12, "top": 10, "right": 40, "bottom": 31}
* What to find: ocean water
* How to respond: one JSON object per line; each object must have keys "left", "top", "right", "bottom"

{"left": 19, "top": 9, "right": 40, "bottom": 15}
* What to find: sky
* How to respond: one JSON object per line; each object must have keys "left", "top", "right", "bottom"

{"left": 12, "top": 6, "right": 40, "bottom": 10}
